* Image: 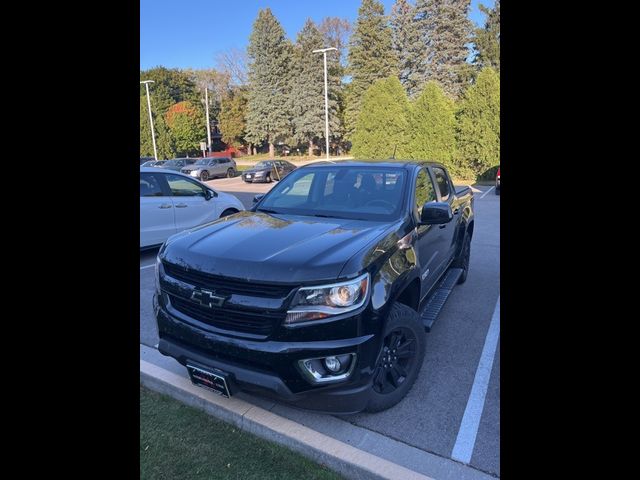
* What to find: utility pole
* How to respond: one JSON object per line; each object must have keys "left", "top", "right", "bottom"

{"left": 312, "top": 47, "right": 338, "bottom": 160}
{"left": 140, "top": 80, "right": 158, "bottom": 160}
{"left": 204, "top": 86, "right": 212, "bottom": 154}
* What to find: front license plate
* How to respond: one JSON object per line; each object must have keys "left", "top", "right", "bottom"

{"left": 186, "top": 364, "right": 231, "bottom": 398}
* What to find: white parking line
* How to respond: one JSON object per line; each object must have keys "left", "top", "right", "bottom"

{"left": 479, "top": 187, "right": 495, "bottom": 199}
{"left": 140, "top": 264, "right": 155, "bottom": 270}
{"left": 451, "top": 296, "right": 500, "bottom": 464}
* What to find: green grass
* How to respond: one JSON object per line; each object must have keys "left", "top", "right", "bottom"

{"left": 140, "top": 386, "right": 343, "bottom": 480}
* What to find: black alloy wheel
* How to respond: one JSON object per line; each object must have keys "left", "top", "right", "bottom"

{"left": 372, "top": 327, "right": 417, "bottom": 395}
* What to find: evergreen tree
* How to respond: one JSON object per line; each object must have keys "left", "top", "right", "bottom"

{"left": 351, "top": 76, "right": 409, "bottom": 159}
{"left": 290, "top": 19, "right": 340, "bottom": 156}
{"left": 391, "top": 0, "right": 422, "bottom": 98}
{"left": 345, "top": 0, "right": 398, "bottom": 139}
{"left": 406, "top": 81, "right": 458, "bottom": 171}
{"left": 165, "top": 101, "right": 206, "bottom": 156}
{"left": 219, "top": 87, "right": 248, "bottom": 148}
{"left": 415, "top": 0, "right": 472, "bottom": 98}
{"left": 245, "top": 8, "right": 294, "bottom": 157}
{"left": 473, "top": 0, "right": 500, "bottom": 72}
{"left": 140, "top": 97, "right": 175, "bottom": 159}
{"left": 456, "top": 67, "right": 500, "bottom": 177}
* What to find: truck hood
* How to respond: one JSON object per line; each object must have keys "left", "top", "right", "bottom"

{"left": 161, "top": 211, "right": 395, "bottom": 284}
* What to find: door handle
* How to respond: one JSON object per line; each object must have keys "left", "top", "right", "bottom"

{"left": 158, "top": 204, "right": 172, "bottom": 209}
{"left": 175, "top": 203, "right": 188, "bottom": 208}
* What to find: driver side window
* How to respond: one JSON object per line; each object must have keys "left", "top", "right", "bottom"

{"left": 165, "top": 174, "right": 206, "bottom": 197}
{"left": 415, "top": 169, "right": 436, "bottom": 218}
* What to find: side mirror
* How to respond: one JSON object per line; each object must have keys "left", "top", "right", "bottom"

{"left": 420, "top": 202, "right": 453, "bottom": 225}
{"left": 253, "top": 194, "right": 265, "bottom": 204}
{"left": 205, "top": 189, "right": 216, "bottom": 200}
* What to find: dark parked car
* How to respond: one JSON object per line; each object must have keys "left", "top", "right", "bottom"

{"left": 160, "top": 158, "right": 197, "bottom": 172}
{"left": 155, "top": 161, "right": 474, "bottom": 413}
{"left": 242, "top": 160, "right": 296, "bottom": 183}
{"left": 495, "top": 167, "right": 500, "bottom": 195}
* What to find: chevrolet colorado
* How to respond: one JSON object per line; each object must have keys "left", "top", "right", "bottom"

{"left": 154, "top": 161, "right": 474, "bottom": 413}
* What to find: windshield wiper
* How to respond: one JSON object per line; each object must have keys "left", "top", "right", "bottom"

{"left": 256, "top": 208, "right": 280, "bottom": 214}
{"left": 309, "top": 213, "right": 336, "bottom": 218}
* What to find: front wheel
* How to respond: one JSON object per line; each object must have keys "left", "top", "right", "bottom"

{"left": 200, "top": 171, "right": 209, "bottom": 181}
{"left": 365, "top": 302, "right": 426, "bottom": 413}
{"left": 265, "top": 173, "right": 272, "bottom": 183}
{"left": 219, "top": 208, "right": 238, "bottom": 218}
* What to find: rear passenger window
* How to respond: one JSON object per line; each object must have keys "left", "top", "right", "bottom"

{"left": 432, "top": 167, "right": 451, "bottom": 201}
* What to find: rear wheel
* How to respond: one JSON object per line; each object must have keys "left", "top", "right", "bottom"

{"left": 227, "top": 168, "right": 235, "bottom": 178}
{"left": 200, "top": 171, "right": 209, "bottom": 181}
{"left": 365, "top": 302, "right": 426, "bottom": 413}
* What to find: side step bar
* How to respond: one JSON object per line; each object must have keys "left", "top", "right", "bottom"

{"left": 420, "top": 268, "right": 464, "bottom": 332}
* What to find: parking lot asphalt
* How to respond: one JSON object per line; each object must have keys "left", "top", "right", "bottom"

{"left": 139, "top": 179, "right": 500, "bottom": 478}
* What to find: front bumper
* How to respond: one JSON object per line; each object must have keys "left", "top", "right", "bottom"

{"left": 243, "top": 175, "right": 266, "bottom": 183}
{"left": 154, "top": 294, "right": 378, "bottom": 414}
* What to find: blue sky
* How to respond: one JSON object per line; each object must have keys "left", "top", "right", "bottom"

{"left": 140, "top": 0, "right": 494, "bottom": 70}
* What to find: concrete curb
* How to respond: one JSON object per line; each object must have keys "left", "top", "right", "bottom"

{"left": 141, "top": 359, "right": 433, "bottom": 480}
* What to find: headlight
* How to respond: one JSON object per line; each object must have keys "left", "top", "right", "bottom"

{"left": 285, "top": 273, "right": 369, "bottom": 325}
{"left": 154, "top": 255, "right": 161, "bottom": 292}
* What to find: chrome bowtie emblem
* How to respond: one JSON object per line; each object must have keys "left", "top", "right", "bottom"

{"left": 191, "top": 289, "right": 226, "bottom": 308}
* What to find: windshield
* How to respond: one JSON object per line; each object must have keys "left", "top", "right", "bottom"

{"left": 257, "top": 166, "right": 407, "bottom": 221}
{"left": 255, "top": 161, "right": 273, "bottom": 168}
{"left": 164, "top": 160, "right": 180, "bottom": 166}
{"left": 195, "top": 158, "right": 210, "bottom": 166}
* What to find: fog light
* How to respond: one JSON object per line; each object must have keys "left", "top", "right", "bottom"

{"left": 298, "top": 353, "right": 357, "bottom": 384}
{"left": 324, "top": 356, "right": 341, "bottom": 372}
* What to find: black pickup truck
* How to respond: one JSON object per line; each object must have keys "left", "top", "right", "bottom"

{"left": 154, "top": 161, "right": 474, "bottom": 413}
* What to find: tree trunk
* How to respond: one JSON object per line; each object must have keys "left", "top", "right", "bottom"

{"left": 269, "top": 142, "right": 275, "bottom": 158}
{"left": 308, "top": 139, "right": 314, "bottom": 159}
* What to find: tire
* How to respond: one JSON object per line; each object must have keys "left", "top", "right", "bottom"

{"left": 365, "top": 302, "right": 426, "bottom": 413}
{"left": 219, "top": 208, "right": 238, "bottom": 218}
{"left": 266, "top": 173, "right": 272, "bottom": 183}
{"left": 200, "top": 171, "right": 209, "bottom": 181}
{"left": 451, "top": 233, "right": 471, "bottom": 284}
{"left": 227, "top": 168, "right": 235, "bottom": 178}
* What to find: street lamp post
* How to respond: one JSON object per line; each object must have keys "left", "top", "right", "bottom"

{"left": 140, "top": 80, "right": 158, "bottom": 161}
{"left": 312, "top": 47, "right": 338, "bottom": 160}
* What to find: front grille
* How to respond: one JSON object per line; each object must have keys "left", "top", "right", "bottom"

{"left": 163, "top": 262, "right": 294, "bottom": 298}
{"left": 168, "top": 294, "right": 282, "bottom": 336}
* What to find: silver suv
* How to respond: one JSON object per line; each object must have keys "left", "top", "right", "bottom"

{"left": 181, "top": 157, "right": 237, "bottom": 181}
